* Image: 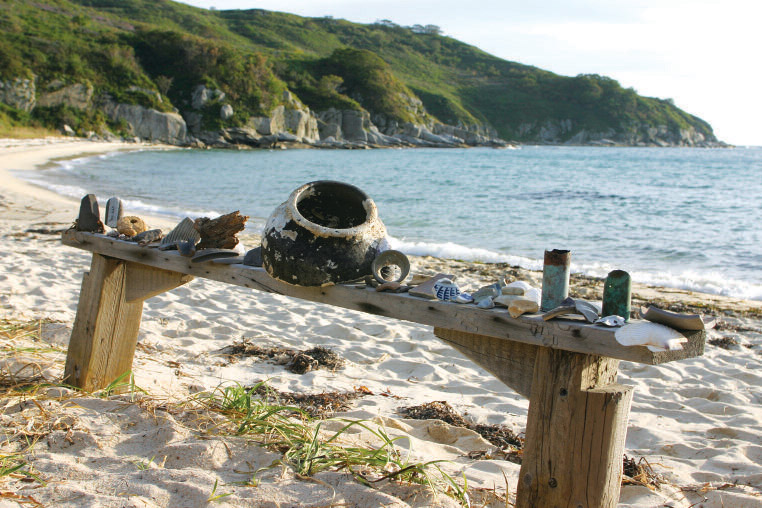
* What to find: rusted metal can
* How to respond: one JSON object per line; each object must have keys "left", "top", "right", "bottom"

{"left": 541, "top": 249, "right": 571, "bottom": 311}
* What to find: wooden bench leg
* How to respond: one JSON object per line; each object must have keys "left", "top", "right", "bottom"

{"left": 64, "top": 254, "right": 193, "bottom": 391}
{"left": 516, "top": 347, "right": 633, "bottom": 508}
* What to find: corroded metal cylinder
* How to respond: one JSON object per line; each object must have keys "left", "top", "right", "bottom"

{"left": 261, "top": 181, "right": 388, "bottom": 286}
{"left": 540, "top": 249, "right": 571, "bottom": 311}
{"left": 602, "top": 269, "right": 632, "bottom": 321}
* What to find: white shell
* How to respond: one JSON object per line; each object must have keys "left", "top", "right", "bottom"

{"left": 433, "top": 278, "right": 460, "bottom": 301}
{"left": 615, "top": 322, "right": 687, "bottom": 352}
{"left": 595, "top": 315, "right": 626, "bottom": 327}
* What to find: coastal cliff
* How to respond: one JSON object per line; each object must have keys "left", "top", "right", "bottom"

{"left": 0, "top": 0, "right": 723, "bottom": 148}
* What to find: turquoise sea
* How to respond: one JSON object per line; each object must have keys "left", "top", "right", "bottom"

{"left": 24, "top": 146, "right": 762, "bottom": 300}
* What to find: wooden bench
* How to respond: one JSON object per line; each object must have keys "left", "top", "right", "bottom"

{"left": 61, "top": 230, "right": 705, "bottom": 508}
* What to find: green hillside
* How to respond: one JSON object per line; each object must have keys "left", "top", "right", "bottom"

{"left": 0, "top": 0, "right": 717, "bottom": 144}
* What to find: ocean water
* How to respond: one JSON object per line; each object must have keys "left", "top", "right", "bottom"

{"left": 23, "top": 146, "right": 762, "bottom": 300}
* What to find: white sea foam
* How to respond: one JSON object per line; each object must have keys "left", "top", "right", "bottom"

{"left": 387, "top": 236, "right": 543, "bottom": 269}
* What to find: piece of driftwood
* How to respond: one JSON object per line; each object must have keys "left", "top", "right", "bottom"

{"left": 194, "top": 211, "right": 249, "bottom": 250}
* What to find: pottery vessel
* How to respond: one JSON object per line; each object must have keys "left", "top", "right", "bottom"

{"left": 262, "top": 181, "right": 388, "bottom": 286}
{"left": 433, "top": 278, "right": 460, "bottom": 301}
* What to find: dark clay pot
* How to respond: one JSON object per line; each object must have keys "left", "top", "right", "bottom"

{"left": 261, "top": 181, "right": 388, "bottom": 286}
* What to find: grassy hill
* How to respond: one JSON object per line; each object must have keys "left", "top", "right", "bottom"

{"left": 0, "top": 0, "right": 717, "bottom": 144}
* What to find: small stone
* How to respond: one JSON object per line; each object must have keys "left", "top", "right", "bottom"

{"left": 76, "top": 194, "right": 104, "bottom": 233}
{"left": 454, "top": 292, "right": 474, "bottom": 304}
{"left": 472, "top": 284, "right": 500, "bottom": 304}
{"left": 177, "top": 239, "right": 196, "bottom": 257}
{"left": 509, "top": 299, "right": 540, "bottom": 318}
{"left": 104, "top": 197, "right": 123, "bottom": 228}
{"left": 376, "top": 281, "right": 401, "bottom": 292}
{"left": 117, "top": 216, "right": 147, "bottom": 237}
{"left": 133, "top": 229, "right": 163, "bottom": 246}
{"left": 243, "top": 246, "right": 263, "bottom": 267}
{"left": 62, "top": 124, "right": 75, "bottom": 136}
{"left": 477, "top": 297, "right": 495, "bottom": 309}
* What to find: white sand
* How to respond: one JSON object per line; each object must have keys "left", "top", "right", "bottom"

{"left": 1, "top": 139, "right": 761, "bottom": 507}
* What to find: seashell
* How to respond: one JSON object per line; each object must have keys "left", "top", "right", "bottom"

{"left": 191, "top": 249, "right": 240, "bottom": 263}
{"left": 494, "top": 294, "right": 521, "bottom": 307}
{"left": 614, "top": 322, "right": 688, "bottom": 352}
{"left": 117, "top": 216, "right": 147, "bottom": 237}
{"left": 454, "top": 292, "right": 474, "bottom": 304}
{"left": 639, "top": 306, "right": 715, "bottom": 331}
{"left": 159, "top": 217, "right": 200, "bottom": 251}
{"left": 502, "top": 286, "right": 525, "bottom": 296}
{"left": 477, "top": 296, "right": 495, "bottom": 309}
{"left": 104, "top": 197, "right": 123, "bottom": 229}
{"left": 509, "top": 299, "right": 540, "bottom": 318}
{"left": 595, "top": 315, "right": 626, "bottom": 327}
{"left": 372, "top": 250, "right": 410, "bottom": 284}
{"left": 433, "top": 278, "right": 460, "bottom": 301}
{"left": 574, "top": 299, "right": 601, "bottom": 323}
{"left": 504, "top": 280, "right": 532, "bottom": 294}
{"left": 133, "top": 229, "right": 163, "bottom": 246}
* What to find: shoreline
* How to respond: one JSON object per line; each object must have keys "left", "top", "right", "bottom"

{"left": 2, "top": 138, "right": 762, "bottom": 507}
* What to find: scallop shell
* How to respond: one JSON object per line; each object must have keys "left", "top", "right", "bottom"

{"left": 614, "top": 322, "right": 688, "bottom": 352}
{"left": 433, "top": 278, "right": 460, "bottom": 301}
{"left": 160, "top": 217, "right": 200, "bottom": 251}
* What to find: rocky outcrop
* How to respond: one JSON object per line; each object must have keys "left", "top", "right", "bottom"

{"left": 37, "top": 82, "right": 93, "bottom": 109}
{"left": 247, "top": 91, "right": 319, "bottom": 142}
{"left": 0, "top": 77, "right": 36, "bottom": 112}
{"left": 102, "top": 100, "right": 187, "bottom": 145}
{"left": 516, "top": 118, "right": 721, "bottom": 147}
{"left": 314, "top": 108, "right": 507, "bottom": 148}
{"left": 191, "top": 85, "right": 225, "bottom": 110}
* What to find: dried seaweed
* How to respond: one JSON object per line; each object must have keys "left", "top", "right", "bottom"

{"left": 622, "top": 454, "right": 663, "bottom": 489}
{"left": 218, "top": 340, "right": 345, "bottom": 374}
{"left": 399, "top": 400, "right": 523, "bottom": 454}
{"left": 252, "top": 384, "right": 367, "bottom": 418}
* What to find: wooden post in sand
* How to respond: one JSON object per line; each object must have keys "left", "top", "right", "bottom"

{"left": 434, "top": 328, "right": 633, "bottom": 508}
{"left": 64, "top": 253, "right": 192, "bottom": 391}
{"left": 515, "top": 348, "right": 633, "bottom": 508}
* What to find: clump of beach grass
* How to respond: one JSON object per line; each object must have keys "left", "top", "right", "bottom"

{"left": 193, "top": 382, "right": 471, "bottom": 505}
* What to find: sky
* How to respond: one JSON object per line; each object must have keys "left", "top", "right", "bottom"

{"left": 176, "top": 0, "right": 761, "bottom": 146}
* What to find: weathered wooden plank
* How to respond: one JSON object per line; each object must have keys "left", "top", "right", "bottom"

{"left": 61, "top": 231, "right": 705, "bottom": 365}
{"left": 64, "top": 254, "right": 143, "bottom": 391}
{"left": 125, "top": 264, "right": 194, "bottom": 302}
{"left": 433, "top": 327, "right": 537, "bottom": 398}
{"left": 516, "top": 348, "right": 633, "bottom": 508}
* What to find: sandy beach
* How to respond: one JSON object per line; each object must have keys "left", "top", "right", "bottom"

{"left": 1, "top": 138, "right": 761, "bottom": 507}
